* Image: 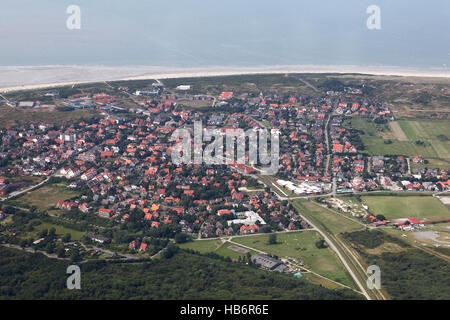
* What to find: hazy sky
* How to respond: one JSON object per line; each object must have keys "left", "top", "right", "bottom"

{"left": 0, "top": 0, "right": 449, "bottom": 68}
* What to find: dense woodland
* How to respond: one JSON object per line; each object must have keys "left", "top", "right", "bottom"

{"left": 0, "top": 246, "right": 361, "bottom": 300}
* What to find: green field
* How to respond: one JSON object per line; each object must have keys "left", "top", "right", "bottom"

{"left": 178, "top": 239, "right": 257, "bottom": 260}
{"left": 232, "top": 231, "right": 356, "bottom": 288}
{"left": 32, "top": 222, "right": 85, "bottom": 241}
{"left": 0, "top": 106, "right": 99, "bottom": 128}
{"left": 293, "top": 200, "right": 364, "bottom": 235}
{"left": 215, "top": 242, "right": 258, "bottom": 260}
{"left": 411, "top": 158, "right": 450, "bottom": 170}
{"left": 398, "top": 120, "right": 450, "bottom": 159}
{"left": 348, "top": 118, "right": 438, "bottom": 158}
{"left": 361, "top": 196, "right": 450, "bottom": 220}
{"left": 177, "top": 239, "right": 223, "bottom": 253}
{"left": 11, "top": 182, "right": 80, "bottom": 211}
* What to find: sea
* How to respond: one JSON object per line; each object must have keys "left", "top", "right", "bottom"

{"left": 0, "top": 0, "right": 448, "bottom": 87}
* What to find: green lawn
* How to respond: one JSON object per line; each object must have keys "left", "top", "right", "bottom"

{"left": 361, "top": 196, "right": 450, "bottom": 220}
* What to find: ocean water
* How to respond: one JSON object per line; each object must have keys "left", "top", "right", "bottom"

{"left": 0, "top": 0, "right": 448, "bottom": 69}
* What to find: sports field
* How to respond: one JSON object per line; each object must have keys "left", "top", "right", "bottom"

{"left": 361, "top": 196, "right": 450, "bottom": 220}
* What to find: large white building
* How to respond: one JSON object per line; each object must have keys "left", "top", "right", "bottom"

{"left": 227, "top": 211, "right": 266, "bottom": 226}
{"left": 277, "top": 179, "right": 322, "bottom": 195}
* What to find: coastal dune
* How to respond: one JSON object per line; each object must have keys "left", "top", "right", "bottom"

{"left": 1, "top": 65, "right": 449, "bottom": 93}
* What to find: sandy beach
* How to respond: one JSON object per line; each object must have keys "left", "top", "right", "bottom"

{"left": 0, "top": 64, "right": 449, "bottom": 93}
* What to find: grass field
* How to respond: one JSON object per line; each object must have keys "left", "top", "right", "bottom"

{"left": 178, "top": 239, "right": 258, "bottom": 260}
{"left": 293, "top": 200, "right": 364, "bottom": 235}
{"left": 12, "top": 182, "right": 80, "bottom": 211}
{"left": 361, "top": 196, "right": 450, "bottom": 220}
{"left": 177, "top": 239, "right": 223, "bottom": 253}
{"left": 32, "top": 222, "right": 85, "bottom": 241}
{"left": 398, "top": 120, "right": 450, "bottom": 159}
{"left": 232, "top": 231, "right": 355, "bottom": 288}
{"left": 0, "top": 106, "right": 99, "bottom": 128}
{"left": 215, "top": 242, "right": 258, "bottom": 260}
{"left": 348, "top": 118, "right": 438, "bottom": 158}
{"left": 388, "top": 121, "right": 408, "bottom": 141}
{"left": 411, "top": 158, "right": 450, "bottom": 170}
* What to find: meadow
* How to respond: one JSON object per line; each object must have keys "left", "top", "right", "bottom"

{"left": 11, "top": 182, "right": 80, "bottom": 211}
{"left": 293, "top": 200, "right": 364, "bottom": 235}
{"left": 398, "top": 120, "right": 450, "bottom": 159}
{"left": 347, "top": 117, "right": 438, "bottom": 158}
{"left": 361, "top": 196, "right": 450, "bottom": 220}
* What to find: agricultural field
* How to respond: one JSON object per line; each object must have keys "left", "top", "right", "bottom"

{"left": 347, "top": 117, "right": 438, "bottom": 158}
{"left": 398, "top": 120, "right": 450, "bottom": 159}
{"left": 232, "top": 230, "right": 356, "bottom": 288}
{"left": 10, "top": 182, "right": 80, "bottom": 212}
{"left": 361, "top": 196, "right": 450, "bottom": 220}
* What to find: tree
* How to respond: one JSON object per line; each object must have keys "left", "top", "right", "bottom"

{"left": 57, "top": 246, "right": 66, "bottom": 258}
{"left": 39, "top": 229, "right": 48, "bottom": 238}
{"left": 69, "top": 247, "right": 81, "bottom": 263}
{"left": 62, "top": 233, "right": 71, "bottom": 243}
{"left": 19, "top": 239, "right": 28, "bottom": 248}
{"left": 174, "top": 233, "right": 190, "bottom": 244}
{"left": 315, "top": 239, "right": 327, "bottom": 249}
{"left": 268, "top": 233, "right": 277, "bottom": 245}
{"left": 162, "top": 244, "right": 178, "bottom": 259}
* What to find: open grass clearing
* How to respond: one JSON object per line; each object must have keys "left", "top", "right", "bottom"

{"left": 361, "top": 196, "right": 449, "bottom": 221}
{"left": 32, "top": 222, "right": 85, "bottom": 241}
{"left": 11, "top": 182, "right": 80, "bottom": 211}
{"left": 294, "top": 200, "right": 364, "bottom": 235}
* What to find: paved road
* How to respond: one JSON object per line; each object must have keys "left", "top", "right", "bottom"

{"left": 0, "top": 177, "right": 49, "bottom": 202}
{"left": 324, "top": 114, "right": 331, "bottom": 175}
